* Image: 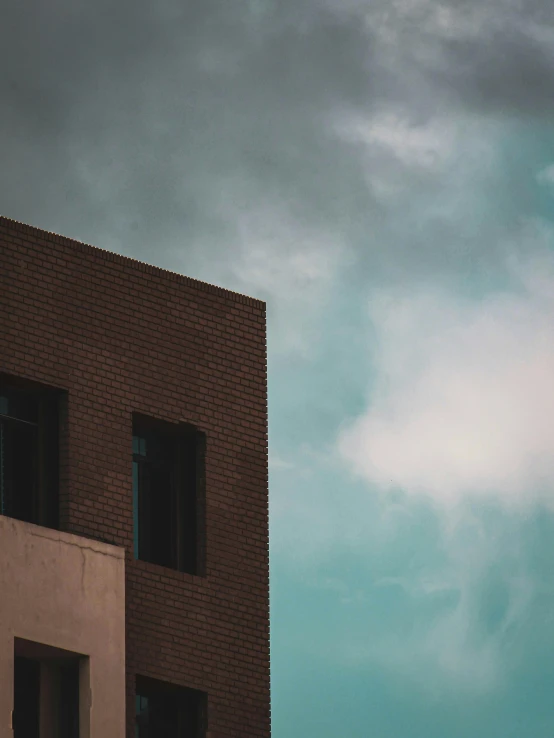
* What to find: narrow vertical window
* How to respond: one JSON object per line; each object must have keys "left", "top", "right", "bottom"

{"left": 132, "top": 415, "right": 202, "bottom": 574}
{"left": 0, "top": 377, "right": 60, "bottom": 529}
{"left": 13, "top": 657, "right": 40, "bottom": 738}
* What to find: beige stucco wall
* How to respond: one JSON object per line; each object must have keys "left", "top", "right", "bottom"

{"left": 0, "top": 515, "right": 126, "bottom": 737}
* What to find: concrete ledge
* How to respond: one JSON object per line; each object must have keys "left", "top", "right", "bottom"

{"left": 0, "top": 514, "right": 126, "bottom": 738}
{"left": 0, "top": 515, "right": 125, "bottom": 558}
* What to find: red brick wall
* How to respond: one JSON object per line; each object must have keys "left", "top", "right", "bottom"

{"left": 0, "top": 216, "right": 270, "bottom": 738}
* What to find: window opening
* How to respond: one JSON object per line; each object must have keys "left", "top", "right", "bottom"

{"left": 132, "top": 416, "right": 202, "bottom": 573}
{"left": 135, "top": 676, "right": 204, "bottom": 738}
{"left": 0, "top": 378, "right": 60, "bottom": 529}
{"left": 13, "top": 654, "right": 80, "bottom": 738}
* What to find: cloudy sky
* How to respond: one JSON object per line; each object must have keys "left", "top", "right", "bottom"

{"left": 4, "top": 0, "right": 554, "bottom": 734}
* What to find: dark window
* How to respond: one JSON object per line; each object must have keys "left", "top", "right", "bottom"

{"left": 135, "top": 675, "right": 205, "bottom": 738}
{"left": 132, "top": 415, "right": 203, "bottom": 574}
{"left": 59, "top": 661, "right": 80, "bottom": 738}
{"left": 0, "top": 377, "right": 60, "bottom": 529}
{"left": 13, "top": 656, "right": 79, "bottom": 738}
{"left": 13, "top": 657, "right": 40, "bottom": 738}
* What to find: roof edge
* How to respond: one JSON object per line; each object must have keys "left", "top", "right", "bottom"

{"left": 0, "top": 215, "right": 266, "bottom": 310}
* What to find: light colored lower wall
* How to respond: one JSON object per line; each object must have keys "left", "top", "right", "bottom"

{"left": 0, "top": 515, "right": 126, "bottom": 737}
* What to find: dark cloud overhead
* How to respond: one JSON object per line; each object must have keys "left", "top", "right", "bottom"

{"left": 427, "top": 25, "right": 554, "bottom": 117}
{"left": 1, "top": 0, "right": 554, "bottom": 292}
{"left": 1, "top": 0, "right": 375, "bottom": 251}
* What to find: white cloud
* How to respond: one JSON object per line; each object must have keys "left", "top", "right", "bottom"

{"left": 338, "top": 112, "right": 458, "bottom": 171}
{"left": 335, "top": 111, "right": 459, "bottom": 182}
{"left": 337, "top": 228, "right": 554, "bottom": 509}
{"left": 328, "top": 237, "right": 554, "bottom": 692}
{"left": 333, "top": 110, "right": 499, "bottom": 208}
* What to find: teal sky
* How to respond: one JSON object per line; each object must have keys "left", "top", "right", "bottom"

{"left": 3, "top": 0, "right": 554, "bottom": 734}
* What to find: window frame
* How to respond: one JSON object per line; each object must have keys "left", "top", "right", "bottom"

{"left": 135, "top": 674, "right": 206, "bottom": 738}
{"left": 14, "top": 639, "right": 82, "bottom": 738}
{"left": 132, "top": 413, "right": 204, "bottom": 575}
{"left": 0, "top": 374, "right": 61, "bottom": 530}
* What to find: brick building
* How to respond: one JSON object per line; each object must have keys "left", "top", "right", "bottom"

{"left": 0, "top": 216, "right": 270, "bottom": 738}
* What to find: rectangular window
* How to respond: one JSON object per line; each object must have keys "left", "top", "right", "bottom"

{"left": 132, "top": 415, "right": 204, "bottom": 574}
{"left": 13, "top": 654, "right": 80, "bottom": 738}
{"left": 135, "top": 675, "right": 205, "bottom": 738}
{"left": 0, "top": 376, "right": 61, "bottom": 529}
{"left": 13, "top": 657, "right": 40, "bottom": 738}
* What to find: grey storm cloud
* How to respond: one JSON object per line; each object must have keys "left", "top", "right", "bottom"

{"left": 426, "top": 22, "right": 554, "bottom": 117}
{"left": 1, "top": 0, "right": 375, "bottom": 252}
{"left": 2, "top": 0, "right": 554, "bottom": 288}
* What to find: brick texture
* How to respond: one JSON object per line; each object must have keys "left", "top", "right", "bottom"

{"left": 0, "top": 216, "right": 270, "bottom": 738}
